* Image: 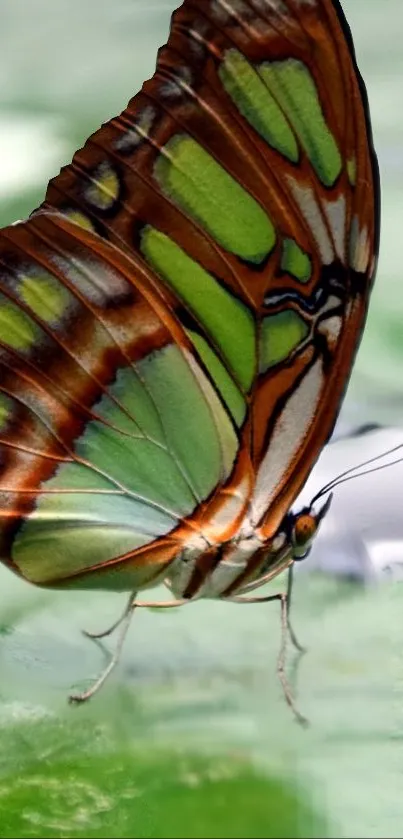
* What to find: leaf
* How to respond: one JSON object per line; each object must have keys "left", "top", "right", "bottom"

{"left": 1, "top": 566, "right": 403, "bottom": 837}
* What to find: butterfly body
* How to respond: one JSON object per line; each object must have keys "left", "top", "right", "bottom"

{"left": 0, "top": 0, "right": 379, "bottom": 706}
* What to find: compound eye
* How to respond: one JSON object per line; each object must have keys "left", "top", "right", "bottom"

{"left": 294, "top": 513, "right": 316, "bottom": 545}
{"left": 292, "top": 513, "right": 317, "bottom": 559}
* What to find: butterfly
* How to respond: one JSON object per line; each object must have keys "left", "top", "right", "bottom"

{"left": 0, "top": 0, "right": 379, "bottom": 720}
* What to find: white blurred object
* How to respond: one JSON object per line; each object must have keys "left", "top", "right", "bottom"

{"left": 294, "top": 425, "right": 403, "bottom": 581}
{"left": 0, "top": 114, "right": 65, "bottom": 198}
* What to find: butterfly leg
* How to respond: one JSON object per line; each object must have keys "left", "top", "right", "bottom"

{"left": 70, "top": 594, "right": 190, "bottom": 704}
{"left": 69, "top": 593, "right": 138, "bottom": 704}
{"left": 285, "top": 565, "right": 306, "bottom": 654}
{"left": 83, "top": 588, "right": 189, "bottom": 641}
{"left": 227, "top": 588, "right": 307, "bottom": 726}
{"left": 276, "top": 590, "right": 308, "bottom": 727}
{"left": 83, "top": 590, "right": 138, "bottom": 641}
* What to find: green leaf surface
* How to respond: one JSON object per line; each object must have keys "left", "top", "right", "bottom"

{"left": 0, "top": 567, "right": 403, "bottom": 838}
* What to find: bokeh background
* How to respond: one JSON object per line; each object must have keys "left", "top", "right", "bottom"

{"left": 0, "top": 2, "right": 403, "bottom": 837}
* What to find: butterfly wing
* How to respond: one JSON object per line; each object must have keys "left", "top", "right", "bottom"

{"left": 0, "top": 0, "right": 379, "bottom": 589}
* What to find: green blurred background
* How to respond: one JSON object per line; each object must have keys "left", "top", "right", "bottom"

{"left": 0, "top": 2, "right": 403, "bottom": 837}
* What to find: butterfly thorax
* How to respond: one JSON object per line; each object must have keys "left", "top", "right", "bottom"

{"left": 167, "top": 501, "right": 328, "bottom": 601}
{"left": 167, "top": 527, "right": 287, "bottom": 600}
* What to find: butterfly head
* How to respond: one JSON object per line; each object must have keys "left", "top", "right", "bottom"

{"left": 288, "top": 494, "right": 333, "bottom": 561}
